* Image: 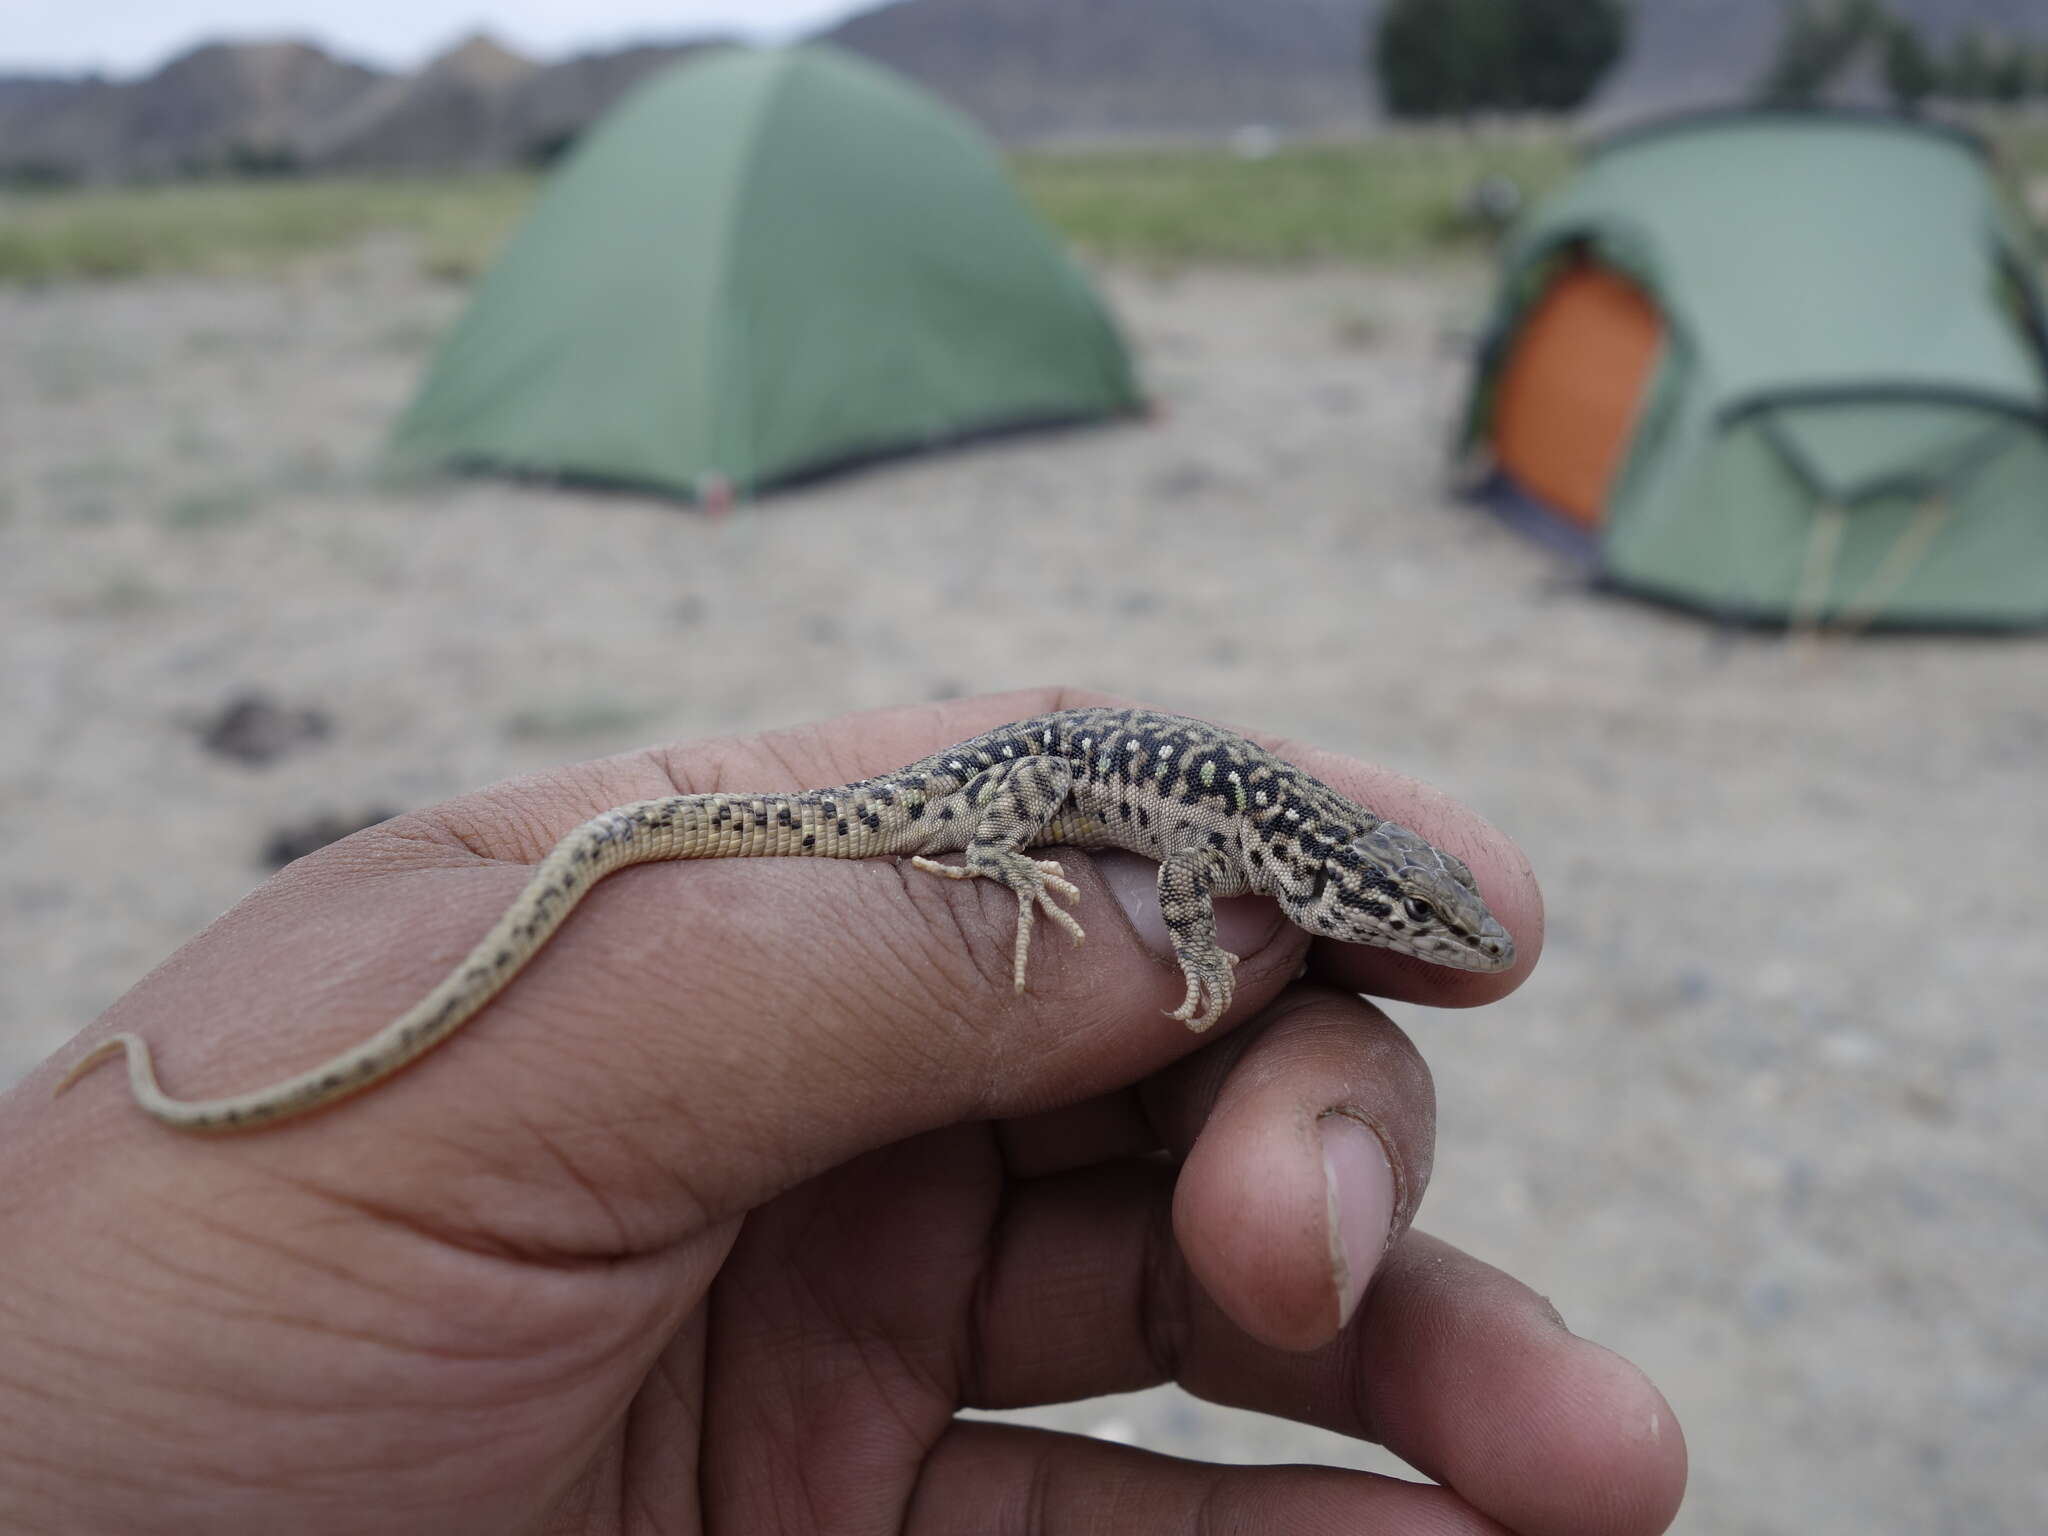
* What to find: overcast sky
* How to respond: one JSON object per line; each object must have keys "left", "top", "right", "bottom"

{"left": 6, "top": 1, "right": 880, "bottom": 76}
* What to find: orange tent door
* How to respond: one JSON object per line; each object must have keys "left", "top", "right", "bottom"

{"left": 1491, "top": 260, "right": 1663, "bottom": 529}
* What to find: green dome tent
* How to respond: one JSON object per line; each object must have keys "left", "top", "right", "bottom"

{"left": 1463, "top": 111, "right": 2048, "bottom": 629}
{"left": 391, "top": 45, "right": 1140, "bottom": 501}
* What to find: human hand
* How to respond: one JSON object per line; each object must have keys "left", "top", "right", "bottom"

{"left": 0, "top": 687, "right": 1684, "bottom": 1533}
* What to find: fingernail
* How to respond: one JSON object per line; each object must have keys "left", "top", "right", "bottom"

{"left": 1096, "top": 850, "right": 1285, "bottom": 962}
{"left": 1319, "top": 1110, "right": 1397, "bottom": 1328}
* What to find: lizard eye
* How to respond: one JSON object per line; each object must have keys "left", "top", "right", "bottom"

{"left": 1402, "top": 896, "right": 1435, "bottom": 924}
{"left": 1308, "top": 863, "right": 1331, "bottom": 902}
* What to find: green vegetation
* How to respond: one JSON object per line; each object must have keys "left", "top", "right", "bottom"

{"left": 1881, "top": 18, "right": 1940, "bottom": 108}
{"left": 1993, "top": 115, "right": 2048, "bottom": 184}
{"left": 2, "top": 118, "right": 2040, "bottom": 288}
{"left": 1947, "top": 27, "right": 1996, "bottom": 101}
{"left": 1759, "top": 0, "right": 1884, "bottom": 105}
{"left": 1015, "top": 137, "right": 1574, "bottom": 266}
{"left": 1374, "top": 0, "right": 1628, "bottom": 119}
{"left": 164, "top": 486, "right": 260, "bottom": 530}
{"left": 1760, "top": 2, "right": 2048, "bottom": 110}
{"left": 0, "top": 173, "right": 536, "bottom": 284}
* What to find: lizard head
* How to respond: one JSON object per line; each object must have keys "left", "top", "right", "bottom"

{"left": 1275, "top": 819, "right": 1515, "bottom": 973}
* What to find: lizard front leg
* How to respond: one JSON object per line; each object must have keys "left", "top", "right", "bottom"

{"left": 910, "top": 755, "right": 1085, "bottom": 993}
{"left": 1157, "top": 843, "right": 1241, "bottom": 1032}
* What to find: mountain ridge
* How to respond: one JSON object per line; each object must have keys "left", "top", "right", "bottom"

{"left": 3, "top": 0, "right": 2042, "bottom": 182}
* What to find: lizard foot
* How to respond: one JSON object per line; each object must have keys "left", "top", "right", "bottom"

{"left": 911, "top": 854, "right": 1084, "bottom": 994}
{"left": 1167, "top": 949, "right": 1239, "bottom": 1033}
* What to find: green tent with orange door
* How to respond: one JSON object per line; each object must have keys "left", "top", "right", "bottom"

{"left": 1463, "top": 110, "right": 2048, "bottom": 628}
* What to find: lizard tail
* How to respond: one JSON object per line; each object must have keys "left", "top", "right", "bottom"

{"left": 50, "top": 801, "right": 681, "bottom": 1133}
{"left": 53, "top": 1033, "right": 165, "bottom": 1109}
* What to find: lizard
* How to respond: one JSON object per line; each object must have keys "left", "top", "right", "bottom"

{"left": 56, "top": 707, "right": 1515, "bottom": 1133}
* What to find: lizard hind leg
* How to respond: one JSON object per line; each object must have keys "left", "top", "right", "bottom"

{"left": 907, "top": 751, "right": 1085, "bottom": 996}
{"left": 910, "top": 853, "right": 1083, "bottom": 993}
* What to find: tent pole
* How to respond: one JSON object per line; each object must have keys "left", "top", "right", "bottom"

{"left": 1830, "top": 492, "right": 1952, "bottom": 635}
{"left": 1789, "top": 499, "right": 1848, "bottom": 642}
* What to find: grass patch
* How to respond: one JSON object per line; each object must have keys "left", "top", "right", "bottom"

{"left": 0, "top": 134, "right": 1572, "bottom": 285}
{"left": 0, "top": 174, "right": 537, "bottom": 284}
{"left": 84, "top": 572, "right": 170, "bottom": 616}
{"left": 1016, "top": 133, "right": 1573, "bottom": 266}
{"left": 0, "top": 118, "right": 2031, "bottom": 286}
{"left": 1983, "top": 112, "right": 2048, "bottom": 182}
{"left": 164, "top": 486, "right": 259, "bottom": 530}
{"left": 502, "top": 696, "right": 656, "bottom": 743}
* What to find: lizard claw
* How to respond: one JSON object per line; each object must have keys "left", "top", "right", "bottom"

{"left": 1166, "top": 950, "right": 1239, "bottom": 1033}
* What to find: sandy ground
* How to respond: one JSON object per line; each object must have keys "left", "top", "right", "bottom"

{"left": 3, "top": 239, "right": 2044, "bottom": 1534}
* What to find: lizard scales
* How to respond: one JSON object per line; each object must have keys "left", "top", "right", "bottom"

{"left": 59, "top": 707, "right": 1513, "bottom": 1132}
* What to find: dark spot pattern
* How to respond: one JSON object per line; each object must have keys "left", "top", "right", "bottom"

{"left": 117, "top": 706, "right": 1507, "bottom": 1135}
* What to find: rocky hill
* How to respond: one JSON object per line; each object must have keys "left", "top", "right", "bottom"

{"left": 0, "top": 41, "right": 383, "bottom": 179}
{"left": 0, "top": 34, "right": 726, "bottom": 182}
{"left": 821, "top": 0, "right": 1373, "bottom": 141}
{"left": 3, "top": 0, "right": 2044, "bottom": 183}
{"left": 308, "top": 34, "right": 542, "bottom": 173}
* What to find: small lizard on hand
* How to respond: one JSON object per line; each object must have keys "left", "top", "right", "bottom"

{"left": 58, "top": 707, "right": 1513, "bottom": 1132}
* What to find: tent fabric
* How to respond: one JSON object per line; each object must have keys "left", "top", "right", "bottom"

{"left": 1463, "top": 109, "right": 2048, "bottom": 628}
{"left": 391, "top": 44, "right": 1140, "bottom": 500}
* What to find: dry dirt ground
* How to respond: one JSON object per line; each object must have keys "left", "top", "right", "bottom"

{"left": 2, "top": 241, "right": 2043, "bottom": 1535}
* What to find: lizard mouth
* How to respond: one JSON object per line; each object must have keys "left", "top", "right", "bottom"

{"left": 1370, "top": 920, "right": 1515, "bottom": 973}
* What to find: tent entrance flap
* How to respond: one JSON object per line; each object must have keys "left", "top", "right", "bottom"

{"left": 1490, "top": 259, "right": 1663, "bottom": 530}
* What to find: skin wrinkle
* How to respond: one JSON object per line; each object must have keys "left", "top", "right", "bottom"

{"left": 875, "top": 858, "right": 991, "bottom": 1031}
{"left": 898, "top": 852, "right": 1053, "bottom": 1030}
{"left": 120, "top": 1173, "right": 685, "bottom": 1429}
{"left": 98, "top": 1200, "right": 467, "bottom": 1352}
{"left": 725, "top": 1280, "right": 940, "bottom": 1534}
{"left": 293, "top": 1173, "right": 634, "bottom": 1274}
{"left": 879, "top": 857, "right": 1055, "bottom": 1123}
{"left": 1016, "top": 1433, "right": 1055, "bottom": 1536}
{"left": 492, "top": 1108, "right": 646, "bottom": 1261}
{"left": 495, "top": 958, "right": 737, "bottom": 1236}
{"left": 608, "top": 1362, "right": 684, "bottom": 1536}
{"left": 720, "top": 871, "right": 981, "bottom": 1130}
{"left": 1134, "top": 1165, "right": 1199, "bottom": 1397}
{"left": 109, "top": 1226, "right": 479, "bottom": 1384}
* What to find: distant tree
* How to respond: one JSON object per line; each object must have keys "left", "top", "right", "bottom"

{"left": 1987, "top": 39, "right": 2030, "bottom": 103}
{"left": 225, "top": 142, "right": 303, "bottom": 178}
{"left": 1509, "top": 0, "right": 1629, "bottom": 111}
{"left": 1373, "top": 0, "right": 1627, "bottom": 119}
{"left": 1756, "top": 0, "right": 1883, "bottom": 106}
{"left": 0, "top": 159, "right": 77, "bottom": 191}
{"left": 1946, "top": 27, "right": 1994, "bottom": 100}
{"left": 1375, "top": 0, "right": 1516, "bottom": 119}
{"left": 1880, "top": 16, "right": 1939, "bottom": 109}
{"left": 1756, "top": 2, "right": 1833, "bottom": 103}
